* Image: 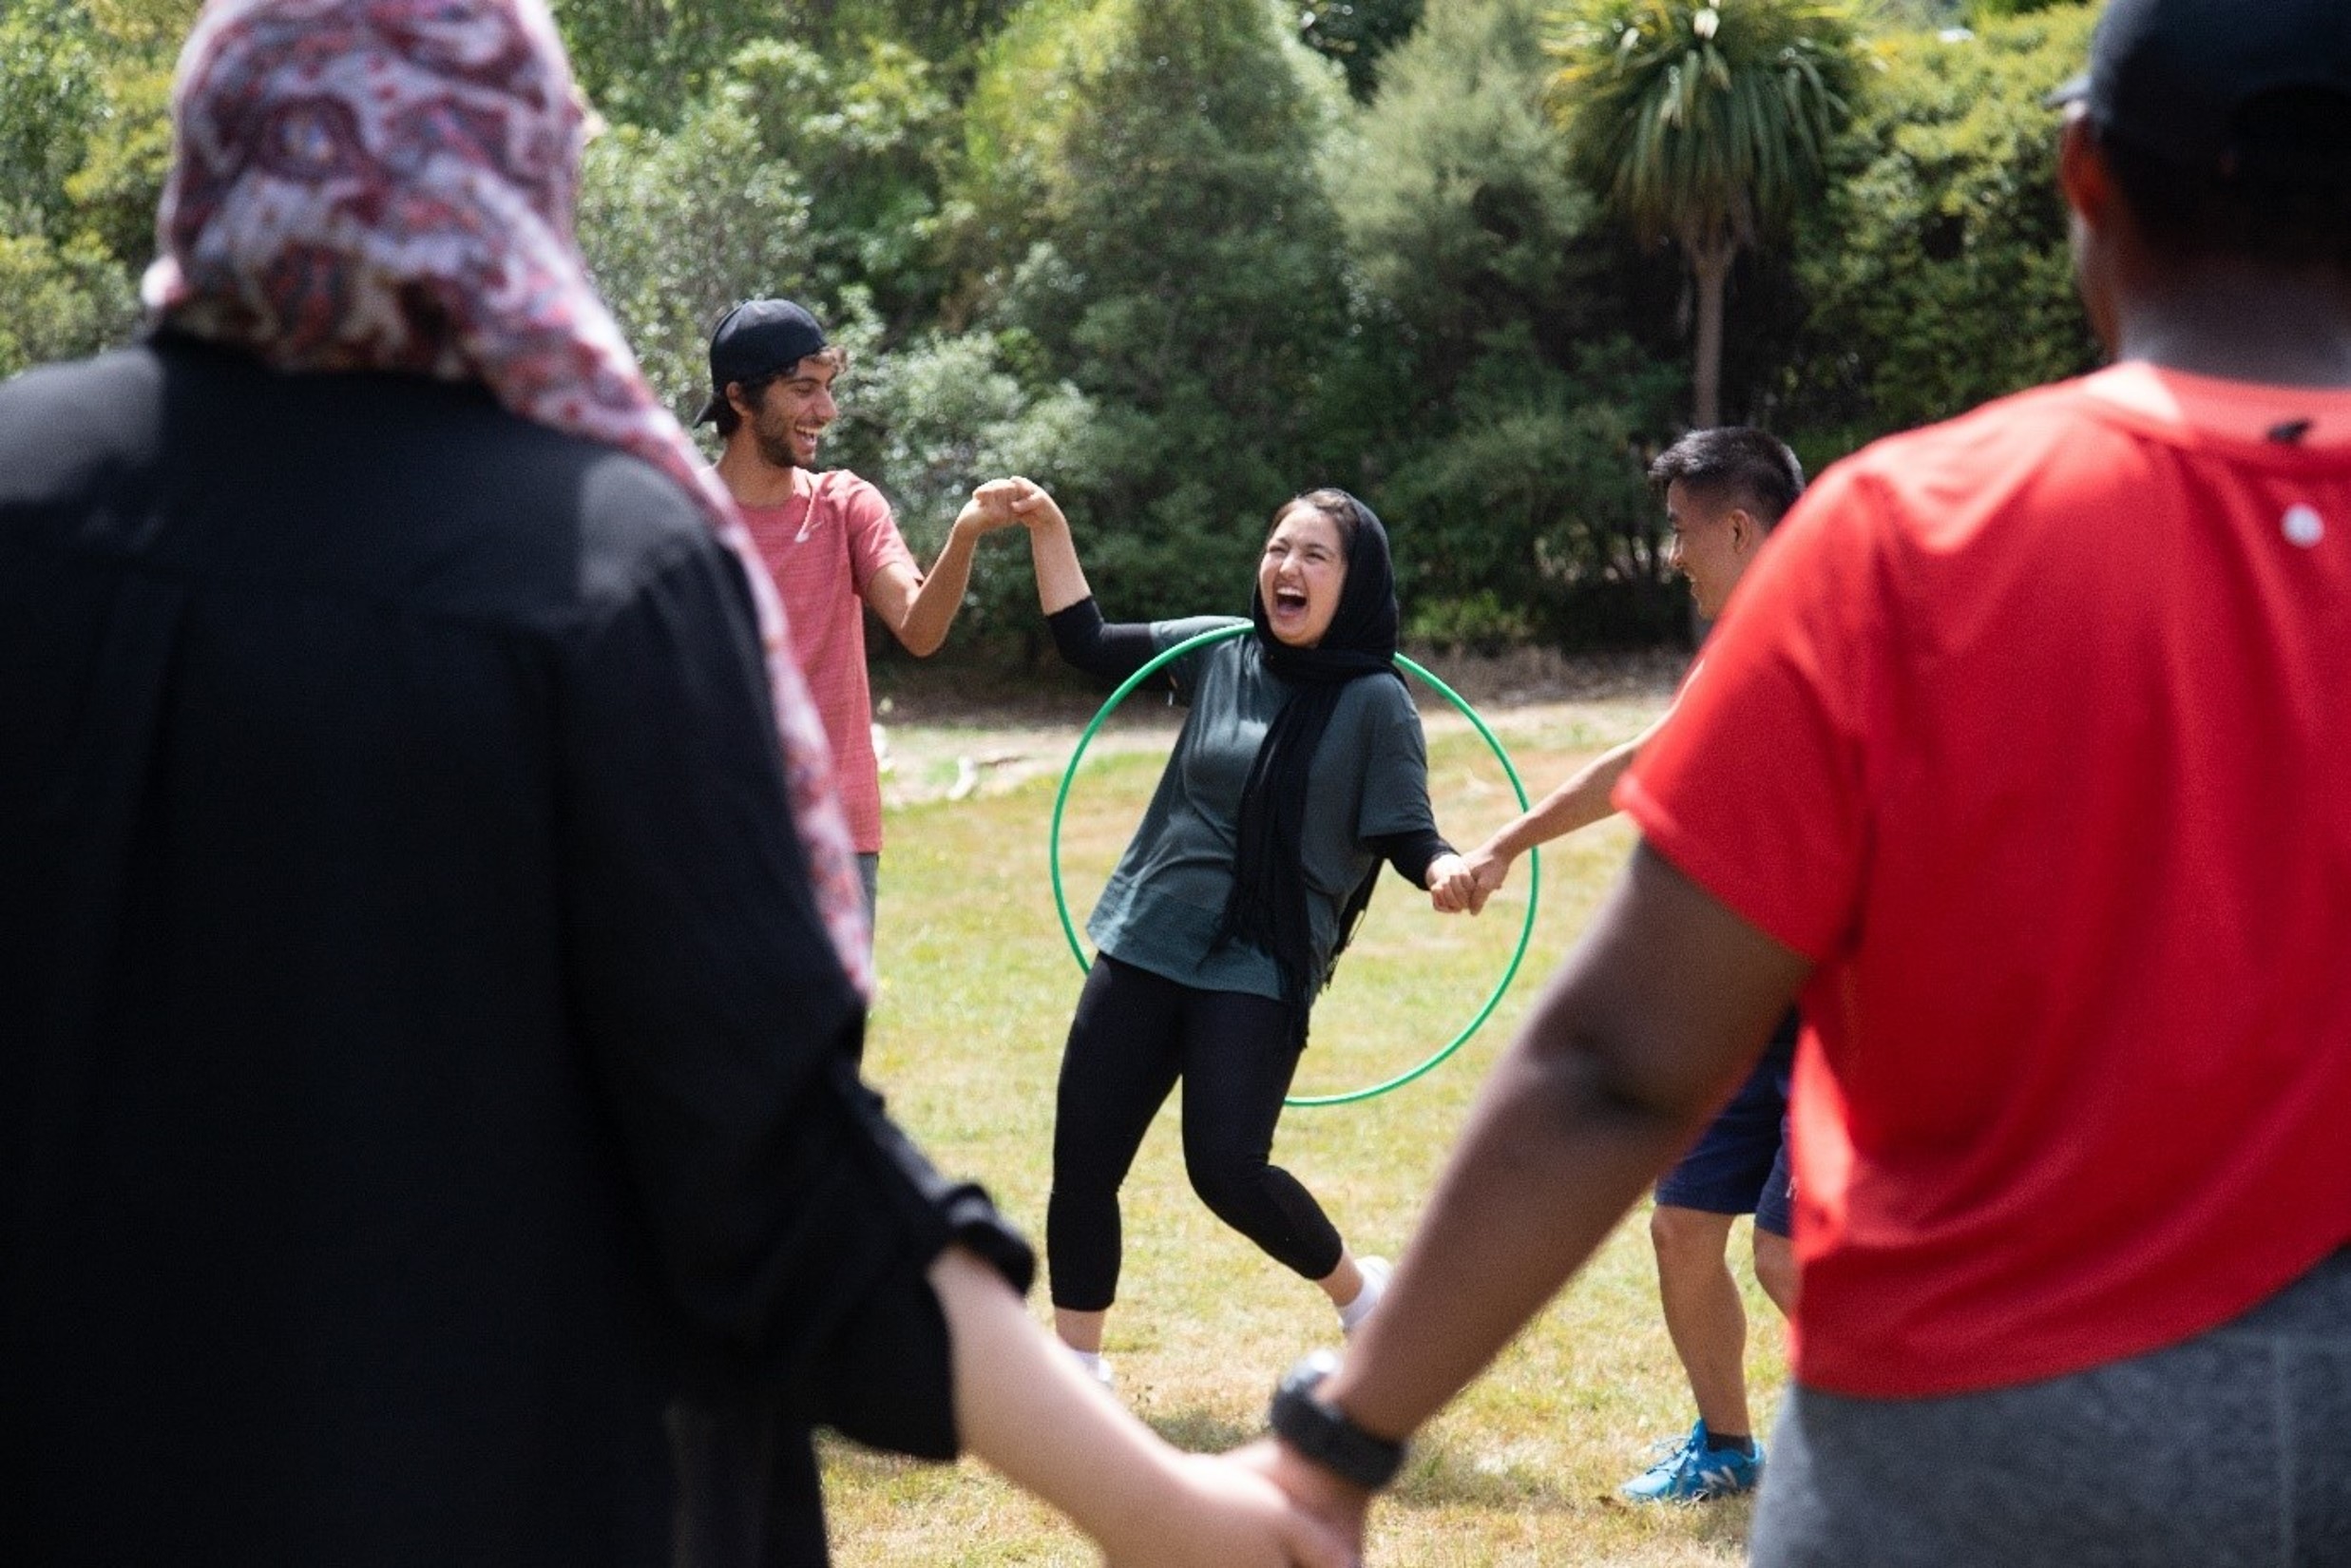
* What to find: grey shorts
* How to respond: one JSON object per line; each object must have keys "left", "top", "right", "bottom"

{"left": 1752, "top": 1249, "right": 2351, "bottom": 1567}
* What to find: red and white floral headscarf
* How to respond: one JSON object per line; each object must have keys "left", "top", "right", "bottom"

{"left": 143, "top": 0, "right": 873, "bottom": 996}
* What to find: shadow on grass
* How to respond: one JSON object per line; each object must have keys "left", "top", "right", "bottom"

{"left": 1142, "top": 1407, "right": 1258, "bottom": 1452}
{"left": 828, "top": 1413, "right": 1754, "bottom": 1552}
{"left": 1386, "top": 1436, "right": 1583, "bottom": 1514}
{"left": 1142, "top": 1408, "right": 1605, "bottom": 1517}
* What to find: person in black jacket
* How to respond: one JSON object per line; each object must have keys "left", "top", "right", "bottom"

{"left": 0, "top": 4, "right": 1348, "bottom": 1566}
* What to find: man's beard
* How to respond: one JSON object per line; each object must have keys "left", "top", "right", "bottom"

{"left": 754, "top": 420, "right": 806, "bottom": 470}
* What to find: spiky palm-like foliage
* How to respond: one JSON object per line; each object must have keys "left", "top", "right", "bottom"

{"left": 1551, "top": 0, "right": 1856, "bottom": 425}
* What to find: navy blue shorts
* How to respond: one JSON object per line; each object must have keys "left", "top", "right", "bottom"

{"left": 1654, "top": 1011, "right": 1797, "bottom": 1238}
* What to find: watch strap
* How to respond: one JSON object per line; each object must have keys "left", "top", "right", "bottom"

{"left": 1269, "top": 1350, "right": 1406, "bottom": 1491}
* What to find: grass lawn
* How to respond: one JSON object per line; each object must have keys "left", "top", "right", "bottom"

{"left": 827, "top": 686, "right": 1783, "bottom": 1565}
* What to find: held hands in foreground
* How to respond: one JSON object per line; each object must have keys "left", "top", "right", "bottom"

{"left": 1225, "top": 1437, "right": 1373, "bottom": 1565}
{"left": 930, "top": 1247, "right": 1354, "bottom": 1568}
{"left": 1117, "top": 1451, "right": 1358, "bottom": 1568}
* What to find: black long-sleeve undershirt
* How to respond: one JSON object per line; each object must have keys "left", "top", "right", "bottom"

{"left": 1046, "top": 596, "right": 1451, "bottom": 887}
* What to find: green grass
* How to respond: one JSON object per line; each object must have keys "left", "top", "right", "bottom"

{"left": 831, "top": 699, "right": 1784, "bottom": 1564}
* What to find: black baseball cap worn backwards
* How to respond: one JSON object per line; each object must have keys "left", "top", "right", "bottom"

{"left": 2048, "top": 0, "right": 2351, "bottom": 174}
{"left": 694, "top": 297, "right": 829, "bottom": 426}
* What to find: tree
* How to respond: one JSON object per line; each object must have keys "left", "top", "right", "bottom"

{"left": 575, "top": 82, "right": 819, "bottom": 426}
{"left": 0, "top": 0, "right": 194, "bottom": 377}
{"left": 1297, "top": 0, "right": 1425, "bottom": 100}
{"left": 948, "top": 0, "right": 1357, "bottom": 613}
{"left": 1550, "top": 0, "right": 1855, "bottom": 426}
{"left": 1324, "top": 0, "right": 1685, "bottom": 647}
{"left": 1776, "top": 6, "right": 2098, "bottom": 448}
{"left": 1326, "top": 0, "right": 1600, "bottom": 383}
{"left": 553, "top": 0, "right": 1018, "bottom": 131}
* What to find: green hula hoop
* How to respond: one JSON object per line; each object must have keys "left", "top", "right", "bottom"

{"left": 1048, "top": 622, "right": 1539, "bottom": 1107}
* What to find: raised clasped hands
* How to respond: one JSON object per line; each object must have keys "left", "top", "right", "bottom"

{"left": 970, "top": 475, "right": 1066, "bottom": 534}
{"left": 954, "top": 479, "right": 1031, "bottom": 541}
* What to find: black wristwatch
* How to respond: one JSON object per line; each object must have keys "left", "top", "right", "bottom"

{"left": 1268, "top": 1349, "right": 1407, "bottom": 1491}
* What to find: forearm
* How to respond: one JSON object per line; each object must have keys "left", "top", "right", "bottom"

{"left": 1028, "top": 509, "right": 1091, "bottom": 615}
{"left": 930, "top": 1247, "right": 1176, "bottom": 1557}
{"left": 1048, "top": 599, "right": 1161, "bottom": 685}
{"left": 1481, "top": 746, "right": 1633, "bottom": 861}
{"left": 1477, "top": 706, "right": 1673, "bottom": 868}
{"left": 1314, "top": 844, "right": 1807, "bottom": 1444}
{"left": 1323, "top": 1032, "right": 1695, "bottom": 1440}
{"left": 893, "top": 526, "right": 984, "bottom": 657}
{"left": 1365, "top": 826, "right": 1454, "bottom": 889}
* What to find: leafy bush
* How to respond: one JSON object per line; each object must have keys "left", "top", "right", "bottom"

{"left": 1964, "top": 0, "right": 2089, "bottom": 21}
{"left": 1780, "top": 7, "right": 2100, "bottom": 441}
{"left": 0, "top": 231, "right": 138, "bottom": 379}
{"left": 946, "top": 0, "right": 1361, "bottom": 618}
{"left": 1325, "top": 0, "right": 1692, "bottom": 646}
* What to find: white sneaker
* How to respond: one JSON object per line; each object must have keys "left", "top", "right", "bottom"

{"left": 1065, "top": 1346, "right": 1116, "bottom": 1389}
{"left": 1339, "top": 1255, "right": 1392, "bottom": 1337}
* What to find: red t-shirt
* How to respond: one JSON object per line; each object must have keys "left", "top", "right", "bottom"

{"left": 1618, "top": 364, "right": 2351, "bottom": 1398}
{"left": 739, "top": 469, "right": 914, "bottom": 853}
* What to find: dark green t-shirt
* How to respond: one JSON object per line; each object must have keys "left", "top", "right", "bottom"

{"left": 1086, "top": 617, "right": 1437, "bottom": 1001}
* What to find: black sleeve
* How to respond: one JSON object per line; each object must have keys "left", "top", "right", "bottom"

{"left": 558, "top": 527, "right": 1031, "bottom": 1462}
{"left": 1048, "top": 596, "right": 1165, "bottom": 687}
{"left": 1365, "top": 826, "right": 1454, "bottom": 889}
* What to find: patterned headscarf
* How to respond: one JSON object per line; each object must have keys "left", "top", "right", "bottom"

{"left": 142, "top": 0, "right": 872, "bottom": 996}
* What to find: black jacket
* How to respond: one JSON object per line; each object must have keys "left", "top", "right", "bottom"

{"left": 0, "top": 335, "right": 1028, "bottom": 1567}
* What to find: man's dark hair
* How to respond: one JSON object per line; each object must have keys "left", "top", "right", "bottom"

{"left": 708, "top": 344, "right": 851, "bottom": 438}
{"left": 709, "top": 373, "right": 774, "bottom": 437}
{"left": 2098, "top": 87, "right": 2351, "bottom": 273}
{"left": 1648, "top": 427, "right": 1806, "bottom": 527}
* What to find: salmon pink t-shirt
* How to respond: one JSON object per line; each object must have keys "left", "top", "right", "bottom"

{"left": 1618, "top": 365, "right": 2351, "bottom": 1399}
{"left": 738, "top": 469, "right": 914, "bottom": 853}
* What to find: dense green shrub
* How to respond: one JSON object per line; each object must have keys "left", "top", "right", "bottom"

{"left": 948, "top": 0, "right": 1360, "bottom": 617}
{"left": 0, "top": 231, "right": 138, "bottom": 379}
{"left": 1325, "top": 0, "right": 1688, "bottom": 647}
{"left": 0, "top": 0, "right": 189, "bottom": 378}
{"left": 1780, "top": 8, "right": 2101, "bottom": 444}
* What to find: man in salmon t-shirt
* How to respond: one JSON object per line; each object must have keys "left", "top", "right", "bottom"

{"left": 1242, "top": 1, "right": 2351, "bottom": 1562}
{"left": 699, "top": 297, "right": 1025, "bottom": 940}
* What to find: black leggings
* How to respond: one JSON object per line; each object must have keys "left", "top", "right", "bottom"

{"left": 1046, "top": 955, "right": 1343, "bottom": 1311}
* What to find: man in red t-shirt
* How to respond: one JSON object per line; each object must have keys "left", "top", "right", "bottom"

{"left": 1240, "top": 1, "right": 2351, "bottom": 1561}
{"left": 699, "top": 298, "right": 1026, "bottom": 938}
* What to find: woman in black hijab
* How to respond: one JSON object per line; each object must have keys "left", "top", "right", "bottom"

{"left": 985, "top": 478, "right": 1477, "bottom": 1384}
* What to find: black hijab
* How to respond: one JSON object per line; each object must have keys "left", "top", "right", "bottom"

{"left": 1216, "top": 490, "right": 1403, "bottom": 1031}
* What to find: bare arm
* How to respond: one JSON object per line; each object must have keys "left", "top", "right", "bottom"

{"left": 1460, "top": 705, "right": 1677, "bottom": 907}
{"left": 1242, "top": 842, "right": 1811, "bottom": 1545}
{"left": 928, "top": 1247, "right": 1349, "bottom": 1568}
{"left": 868, "top": 496, "right": 1026, "bottom": 658}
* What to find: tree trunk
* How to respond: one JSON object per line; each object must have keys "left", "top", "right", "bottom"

{"left": 1688, "top": 239, "right": 1734, "bottom": 430}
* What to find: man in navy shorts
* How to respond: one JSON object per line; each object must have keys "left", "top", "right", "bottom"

{"left": 1458, "top": 427, "right": 1806, "bottom": 1501}
{"left": 1626, "top": 1007, "right": 1797, "bottom": 1501}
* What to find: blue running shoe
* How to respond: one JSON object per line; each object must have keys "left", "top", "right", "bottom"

{"left": 1617, "top": 1420, "right": 1763, "bottom": 1502}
